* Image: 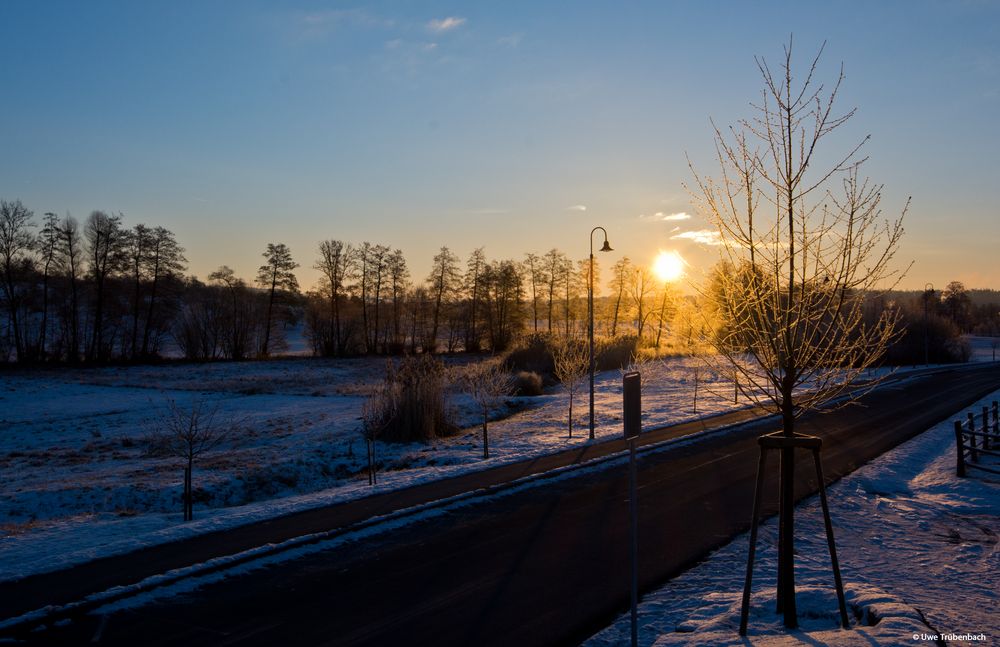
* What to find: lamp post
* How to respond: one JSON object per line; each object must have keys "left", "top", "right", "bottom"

{"left": 589, "top": 227, "right": 613, "bottom": 440}
{"left": 924, "top": 282, "right": 934, "bottom": 366}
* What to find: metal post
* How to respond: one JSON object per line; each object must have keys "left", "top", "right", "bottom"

{"left": 923, "top": 283, "right": 933, "bottom": 366}
{"left": 589, "top": 227, "right": 612, "bottom": 441}
{"left": 629, "top": 437, "right": 638, "bottom": 647}
{"left": 622, "top": 371, "right": 641, "bottom": 647}
{"left": 589, "top": 248, "right": 595, "bottom": 440}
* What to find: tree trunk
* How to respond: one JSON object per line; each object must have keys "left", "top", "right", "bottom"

{"left": 777, "top": 402, "right": 798, "bottom": 627}
{"left": 482, "top": 409, "right": 489, "bottom": 459}
{"left": 568, "top": 390, "right": 574, "bottom": 438}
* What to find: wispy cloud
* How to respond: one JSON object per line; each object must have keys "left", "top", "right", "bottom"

{"left": 427, "top": 16, "right": 466, "bottom": 32}
{"left": 567, "top": 204, "right": 587, "bottom": 212}
{"left": 465, "top": 208, "right": 509, "bottom": 216}
{"left": 498, "top": 33, "right": 522, "bottom": 48}
{"left": 640, "top": 211, "right": 692, "bottom": 222}
{"left": 284, "top": 9, "right": 392, "bottom": 42}
{"left": 671, "top": 229, "right": 726, "bottom": 246}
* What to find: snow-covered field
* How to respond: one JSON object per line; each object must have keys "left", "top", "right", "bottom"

{"left": 0, "top": 354, "right": 753, "bottom": 581}
{"left": 585, "top": 388, "right": 1000, "bottom": 646}
{"left": 1, "top": 336, "right": 995, "bottom": 588}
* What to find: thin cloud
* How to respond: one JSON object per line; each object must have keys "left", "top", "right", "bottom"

{"left": 671, "top": 229, "right": 726, "bottom": 246}
{"left": 640, "top": 211, "right": 692, "bottom": 222}
{"left": 498, "top": 33, "right": 522, "bottom": 48}
{"left": 427, "top": 17, "right": 466, "bottom": 32}
{"left": 567, "top": 205, "right": 587, "bottom": 212}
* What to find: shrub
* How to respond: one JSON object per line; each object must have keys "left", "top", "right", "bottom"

{"left": 513, "top": 370, "right": 544, "bottom": 396}
{"left": 367, "top": 355, "right": 457, "bottom": 443}
{"left": 885, "top": 312, "right": 970, "bottom": 365}
{"left": 506, "top": 333, "right": 555, "bottom": 374}
{"left": 595, "top": 335, "right": 641, "bottom": 371}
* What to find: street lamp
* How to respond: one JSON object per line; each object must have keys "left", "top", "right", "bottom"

{"left": 923, "top": 282, "right": 934, "bottom": 366}
{"left": 589, "top": 227, "right": 613, "bottom": 440}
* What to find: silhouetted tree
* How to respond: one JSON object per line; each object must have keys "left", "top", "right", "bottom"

{"left": 58, "top": 215, "right": 84, "bottom": 362}
{"left": 313, "top": 240, "right": 357, "bottom": 355}
{"left": 0, "top": 200, "right": 35, "bottom": 362}
{"left": 36, "top": 213, "right": 62, "bottom": 360}
{"left": 256, "top": 243, "right": 299, "bottom": 357}
{"left": 426, "top": 246, "right": 460, "bottom": 352}
{"left": 523, "top": 252, "right": 547, "bottom": 333}
{"left": 607, "top": 256, "right": 631, "bottom": 337}
{"left": 142, "top": 227, "right": 186, "bottom": 357}
{"left": 84, "top": 211, "right": 127, "bottom": 362}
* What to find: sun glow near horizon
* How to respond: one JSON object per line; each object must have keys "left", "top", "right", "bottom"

{"left": 652, "top": 250, "right": 686, "bottom": 283}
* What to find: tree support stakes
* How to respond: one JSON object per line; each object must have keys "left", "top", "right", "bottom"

{"left": 739, "top": 432, "right": 849, "bottom": 636}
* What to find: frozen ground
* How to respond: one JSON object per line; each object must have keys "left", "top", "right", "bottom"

{"left": 585, "top": 388, "right": 1000, "bottom": 646}
{"left": 0, "top": 354, "right": 754, "bottom": 581}
{"left": 0, "top": 337, "right": 994, "bottom": 585}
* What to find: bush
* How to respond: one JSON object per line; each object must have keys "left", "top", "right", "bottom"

{"left": 595, "top": 335, "right": 641, "bottom": 371}
{"left": 506, "top": 333, "right": 554, "bottom": 374}
{"left": 513, "top": 371, "right": 544, "bottom": 396}
{"left": 368, "top": 355, "right": 457, "bottom": 443}
{"left": 885, "top": 312, "right": 970, "bottom": 365}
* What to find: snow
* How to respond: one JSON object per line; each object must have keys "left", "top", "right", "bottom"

{"left": 585, "top": 388, "right": 1000, "bottom": 646}
{"left": 1, "top": 337, "right": 994, "bottom": 599}
{"left": 0, "top": 354, "right": 757, "bottom": 582}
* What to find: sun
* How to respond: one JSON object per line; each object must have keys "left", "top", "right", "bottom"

{"left": 652, "top": 250, "right": 685, "bottom": 283}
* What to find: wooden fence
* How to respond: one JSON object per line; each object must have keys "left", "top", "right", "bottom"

{"left": 954, "top": 400, "right": 1000, "bottom": 477}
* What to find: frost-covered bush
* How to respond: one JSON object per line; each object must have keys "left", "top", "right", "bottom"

{"left": 370, "top": 355, "right": 457, "bottom": 443}
{"left": 513, "top": 370, "right": 544, "bottom": 396}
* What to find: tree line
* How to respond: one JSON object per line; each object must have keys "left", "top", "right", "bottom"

{"left": 1, "top": 198, "right": 686, "bottom": 364}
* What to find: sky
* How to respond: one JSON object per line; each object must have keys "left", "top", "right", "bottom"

{"left": 1, "top": 1, "right": 998, "bottom": 292}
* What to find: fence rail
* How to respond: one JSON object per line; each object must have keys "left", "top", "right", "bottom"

{"left": 954, "top": 400, "right": 1000, "bottom": 477}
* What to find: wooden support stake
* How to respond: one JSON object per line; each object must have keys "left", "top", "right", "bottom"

{"left": 955, "top": 420, "right": 967, "bottom": 478}
{"left": 968, "top": 413, "right": 979, "bottom": 462}
{"left": 983, "top": 407, "right": 991, "bottom": 451}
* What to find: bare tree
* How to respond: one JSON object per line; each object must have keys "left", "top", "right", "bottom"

{"left": 0, "top": 200, "right": 36, "bottom": 362}
{"left": 209, "top": 266, "right": 255, "bottom": 360}
{"left": 543, "top": 249, "right": 569, "bottom": 334}
{"left": 627, "top": 265, "right": 656, "bottom": 338}
{"left": 387, "top": 249, "right": 409, "bottom": 351}
{"left": 522, "top": 252, "right": 547, "bottom": 333}
{"left": 125, "top": 224, "right": 154, "bottom": 359}
{"left": 461, "top": 358, "right": 515, "bottom": 458}
{"left": 84, "top": 211, "right": 127, "bottom": 362}
{"left": 689, "top": 39, "right": 908, "bottom": 627}
{"left": 314, "top": 240, "right": 356, "bottom": 355}
{"left": 36, "top": 213, "right": 63, "bottom": 360}
{"left": 607, "top": 257, "right": 631, "bottom": 337}
{"left": 256, "top": 243, "right": 299, "bottom": 357}
{"left": 58, "top": 215, "right": 83, "bottom": 361}
{"left": 464, "top": 247, "right": 487, "bottom": 351}
{"left": 140, "top": 226, "right": 186, "bottom": 357}
{"left": 426, "top": 246, "right": 460, "bottom": 352}
{"left": 360, "top": 383, "right": 393, "bottom": 485}
{"left": 147, "top": 396, "right": 234, "bottom": 521}
{"left": 549, "top": 336, "right": 589, "bottom": 438}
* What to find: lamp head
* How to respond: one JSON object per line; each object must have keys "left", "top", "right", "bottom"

{"left": 599, "top": 240, "right": 613, "bottom": 252}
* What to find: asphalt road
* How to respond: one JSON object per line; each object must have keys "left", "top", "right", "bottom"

{"left": 6, "top": 364, "right": 999, "bottom": 646}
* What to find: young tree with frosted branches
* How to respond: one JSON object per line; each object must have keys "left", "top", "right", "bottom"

{"left": 689, "top": 39, "right": 908, "bottom": 628}
{"left": 550, "top": 336, "right": 589, "bottom": 438}
{"left": 461, "top": 358, "right": 514, "bottom": 459}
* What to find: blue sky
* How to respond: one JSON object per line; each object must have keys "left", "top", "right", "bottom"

{"left": 2, "top": 1, "right": 998, "bottom": 290}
